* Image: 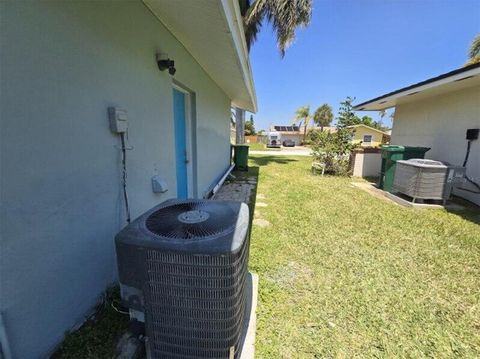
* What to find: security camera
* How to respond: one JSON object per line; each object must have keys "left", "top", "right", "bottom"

{"left": 156, "top": 53, "right": 176, "bottom": 76}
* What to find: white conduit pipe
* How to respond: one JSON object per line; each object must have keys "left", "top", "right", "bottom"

{"left": 211, "top": 164, "right": 235, "bottom": 198}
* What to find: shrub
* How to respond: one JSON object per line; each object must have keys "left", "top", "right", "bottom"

{"left": 310, "top": 128, "right": 358, "bottom": 176}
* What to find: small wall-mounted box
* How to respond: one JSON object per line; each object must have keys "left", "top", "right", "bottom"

{"left": 152, "top": 175, "right": 168, "bottom": 193}
{"left": 108, "top": 107, "right": 128, "bottom": 134}
{"left": 466, "top": 128, "right": 479, "bottom": 141}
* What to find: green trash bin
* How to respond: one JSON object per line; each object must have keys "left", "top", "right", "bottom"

{"left": 232, "top": 144, "right": 249, "bottom": 171}
{"left": 379, "top": 145, "right": 430, "bottom": 192}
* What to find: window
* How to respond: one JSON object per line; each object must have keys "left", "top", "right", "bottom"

{"left": 363, "top": 135, "right": 372, "bottom": 144}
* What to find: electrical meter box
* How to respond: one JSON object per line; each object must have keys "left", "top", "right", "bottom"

{"left": 108, "top": 107, "right": 128, "bottom": 134}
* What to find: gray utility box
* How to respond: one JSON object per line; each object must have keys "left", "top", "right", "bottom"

{"left": 392, "top": 159, "right": 465, "bottom": 203}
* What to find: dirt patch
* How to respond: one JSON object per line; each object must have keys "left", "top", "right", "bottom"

{"left": 265, "top": 261, "right": 313, "bottom": 288}
{"left": 253, "top": 218, "right": 271, "bottom": 227}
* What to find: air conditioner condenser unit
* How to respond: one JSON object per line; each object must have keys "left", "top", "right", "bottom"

{"left": 392, "top": 159, "right": 465, "bottom": 203}
{"left": 115, "top": 199, "right": 250, "bottom": 359}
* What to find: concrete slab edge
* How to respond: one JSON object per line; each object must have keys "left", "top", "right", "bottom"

{"left": 386, "top": 192, "right": 446, "bottom": 209}
{"left": 239, "top": 272, "right": 258, "bottom": 359}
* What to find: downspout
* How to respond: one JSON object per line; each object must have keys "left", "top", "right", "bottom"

{"left": 0, "top": 312, "right": 12, "bottom": 359}
{"left": 235, "top": 108, "right": 245, "bottom": 145}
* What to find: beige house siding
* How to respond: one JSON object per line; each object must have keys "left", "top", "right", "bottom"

{"left": 350, "top": 125, "right": 387, "bottom": 147}
{"left": 391, "top": 86, "right": 480, "bottom": 205}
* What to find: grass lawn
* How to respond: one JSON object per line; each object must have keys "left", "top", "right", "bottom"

{"left": 249, "top": 154, "right": 480, "bottom": 358}
{"left": 248, "top": 142, "right": 280, "bottom": 151}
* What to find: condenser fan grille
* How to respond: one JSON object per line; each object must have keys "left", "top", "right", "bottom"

{"left": 145, "top": 201, "right": 237, "bottom": 239}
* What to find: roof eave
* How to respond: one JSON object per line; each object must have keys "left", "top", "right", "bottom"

{"left": 354, "top": 63, "right": 480, "bottom": 111}
{"left": 143, "top": 0, "right": 257, "bottom": 112}
{"left": 347, "top": 124, "right": 389, "bottom": 135}
{"left": 219, "top": 0, "right": 257, "bottom": 112}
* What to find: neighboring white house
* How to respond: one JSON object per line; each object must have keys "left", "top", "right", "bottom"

{"left": 0, "top": 1, "right": 256, "bottom": 358}
{"left": 269, "top": 125, "right": 336, "bottom": 145}
{"left": 355, "top": 63, "right": 480, "bottom": 206}
{"left": 269, "top": 125, "right": 302, "bottom": 145}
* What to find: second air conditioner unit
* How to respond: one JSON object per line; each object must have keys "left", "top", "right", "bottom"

{"left": 392, "top": 159, "right": 465, "bottom": 203}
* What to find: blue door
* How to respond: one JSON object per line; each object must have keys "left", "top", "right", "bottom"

{"left": 173, "top": 88, "right": 188, "bottom": 198}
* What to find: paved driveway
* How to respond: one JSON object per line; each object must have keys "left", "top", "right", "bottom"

{"left": 250, "top": 146, "right": 312, "bottom": 156}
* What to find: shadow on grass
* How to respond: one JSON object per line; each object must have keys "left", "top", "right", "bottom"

{"left": 445, "top": 196, "right": 480, "bottom": 225}
{"left": 249, "top": 155, "right": 299, "bottom": 167}
{"left": 364, "top": 176, "right": 380, "bottom": 185}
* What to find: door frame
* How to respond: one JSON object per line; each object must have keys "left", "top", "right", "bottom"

{"left": 172, "top": 81, "right": 197, "bottom": 198}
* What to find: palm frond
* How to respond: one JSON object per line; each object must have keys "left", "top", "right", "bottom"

{"left": 468, "top": 34, "right": 480, "bottom": 59}
{"left": 244, "top": 0, "right": 312, "bottom": 57}
{"left": 244, "top": 1, "right": 265, "bottom": 51}
{"left": 295, "top": 105, "right": 310, "bottom": 120}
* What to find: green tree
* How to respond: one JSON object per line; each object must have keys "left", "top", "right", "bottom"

{"left": 234, "top": 0, "right": 313, "bottom": 143}
{"left": 313, "top": 104, "right": 334, "bottom": 131}
{"left": 359, "top": 115, "right": 389, "bottom": 131}
{"left": 360, "top": 115, "right": 375, "bottom": 127}
{"left": 245, "top": 114, "right": 256, "bottom": 136}
{"left": 465, "top": 33, "right": 480, "bottom": 66}
{"left": 294, "top": 105, "right": 311, "bottom": 142}
{"left": 336, "top": 97, "right": 361, "bottom": 128}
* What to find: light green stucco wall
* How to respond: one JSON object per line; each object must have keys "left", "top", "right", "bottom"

{"left": 0, "top": 1, "right": 231, "bottom": 357}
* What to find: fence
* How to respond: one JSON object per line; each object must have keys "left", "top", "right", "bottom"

{"left": 245, "top": 135, "right": 267, "bottom": 144}
{"left": 351, "top": 148, "right": 382, "bottom": 178}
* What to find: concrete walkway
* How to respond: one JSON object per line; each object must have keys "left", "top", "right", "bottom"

{"left": 213, "top": 177, "right": 256, "bottom": 204}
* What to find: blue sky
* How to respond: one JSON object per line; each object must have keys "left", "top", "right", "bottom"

{"left": 248, "top": 0, "right": 480, "bottom": 131}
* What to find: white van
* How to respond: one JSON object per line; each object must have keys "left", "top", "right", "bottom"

{"left": 267, "top": 131, "right": 281, "bottom": 148}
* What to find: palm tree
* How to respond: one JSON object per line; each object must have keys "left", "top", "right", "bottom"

{"left": 378, "top": 109, "right": 386, "bottom": 123}
{"left": 389, "top": 110, "right": 395, "bottom": 124}
{"left": 295, "top": 105, "right": 311, "bottom": 142}
{"left": 243, "top": 0, "right": 313, "bottom": 57}
{"left": 313, "top": 104, "right": 333, "bottom": 132}
{"left": 235, "top": 0, "right": 313, "bottom": 143}
{"left": 465, "top": 33, "right": 480, "bottom": 66}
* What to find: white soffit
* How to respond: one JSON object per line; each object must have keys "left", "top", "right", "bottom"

{"left": 144, "top": 0, "right": 257, "bottom": 112}
{"left": 355, "top": 64, "right": 480, "bottom": 111}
